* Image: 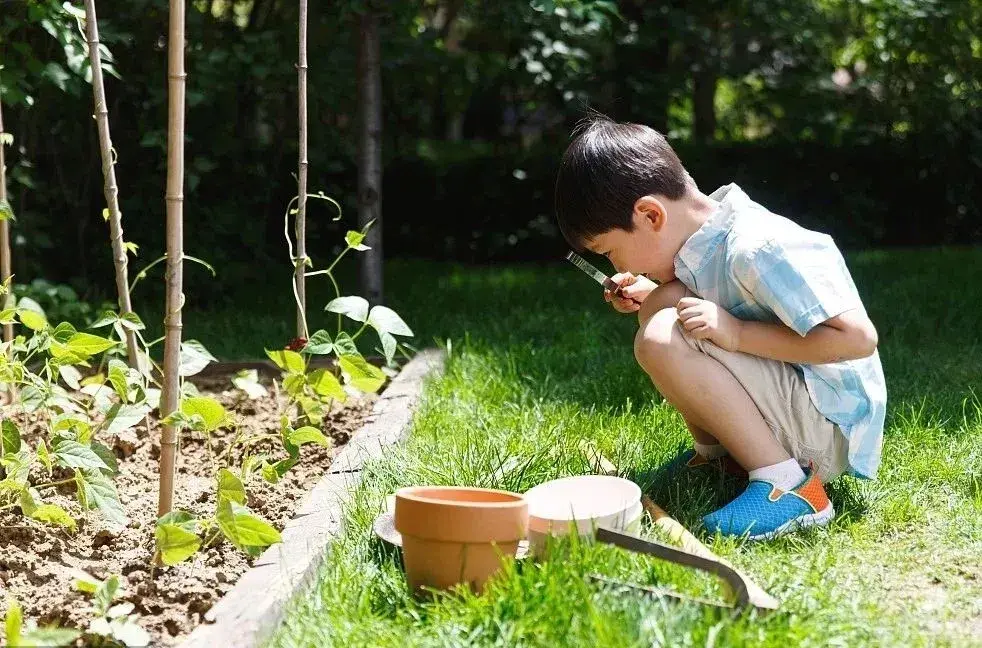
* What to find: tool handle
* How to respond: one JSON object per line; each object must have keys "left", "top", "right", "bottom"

{"left": 642, "top": 496, "right": 720, "bottom": 562}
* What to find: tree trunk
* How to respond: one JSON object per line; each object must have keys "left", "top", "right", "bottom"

{"left": 159, "top": 0, "right": 186, "bottom": 518}
{"left": 0, "top": 90, "right": 13, "bottom": 357}
{"left": 693, "top": 67, "right": 718, "bottom": 143}
{"left": 84, "top": 0, "right": 140, "bottom": 367}
{"left": 294, "top": 0, "right": 309, "bottom": 339}
{"left": 357, "top": 10, "right": 383, "bottom": 304}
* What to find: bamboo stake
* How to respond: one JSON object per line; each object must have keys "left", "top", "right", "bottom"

{"left": 158, "top": 0, "right": 186, "bottom": 517}
{"left": 356, "top": 8, "right": 383, "bottom": 304}
{"left": 294, "top": 0, "right": 309, "bottom": 339}
{"left": 83, "top": 0, "right": 139, "bottom": 368}
{"left": 0, "top": 86, "right": 13, "bottom": 357}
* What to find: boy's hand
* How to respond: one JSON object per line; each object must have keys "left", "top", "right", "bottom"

{"left": 605, "top": 273, "right": 657, "bottom": 313}
{"left": 676, "top": 297, "right": 743, "bottom": 351}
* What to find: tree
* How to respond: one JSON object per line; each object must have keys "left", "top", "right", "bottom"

{"left": 356, "top": 6, "right": 383, "bottom": 304}
{"left": 159, "top": 0, "right": 187, "bottom": 517}
{"left": 83, "top": 0, "right": 140, "bottom": 367}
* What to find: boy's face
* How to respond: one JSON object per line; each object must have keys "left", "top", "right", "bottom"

{"left": 584, "top": 198, "right": 680, "bottom": 284}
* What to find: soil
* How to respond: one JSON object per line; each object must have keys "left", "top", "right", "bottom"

{"left": 0, "top": 369, "right": 375, "bottom": 646}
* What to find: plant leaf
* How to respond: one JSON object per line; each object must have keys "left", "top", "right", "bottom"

{"left": 17, "top": 309, "right": 47, "bottom": 331}
{"left": 332, "top": 331, "right": 358, "bottom": 356}
{"left": 217, "top": 468, "right": 246, "bottom": 506}
{"left": 80, "top": 469, "right": 128, "bottom": 526}
{"left": 91, "top": 442, "right": 119, "bottom": 476}
{"left": 91, "top": 312, "right": 118, "bottom": 328}
{"left": 303, "top": 329, "right": 333, "bottom": 355}
{"left": 36, "top": 439, "right": 52, "bottom": 474}
{"left": 65, "top": 332, "right": 116, "bottom": 356}
{"left": 156, "top": 509, "right": 198, "bottom": 532}
{"left": 2, "top": 419, "right": 21, "bottom": 454}
{"left": 288, "top": 426, "right": 331, "bottom": 447}
{"left": 94, "top": 574, "right": 120, "bottom": 615}
{"left": 59, "top": 364, "right": 82, "bottom": 390}
{"left": 53, "top": 441, "right": 111, "bottom": 471}
{"left": 217, "top": 500, "right": 281, "bottom": 552}
{"left": 367, "top": 306, "right": 413, "bottom": 337}
{"left": 179, "top": 340, "right": 217, "bottom": 377}
{"left": 231, "top": 369, "right": 267, "bottom": 399}
{"left": 119, "top": 312, "right": 145, "bottom": 331}
{"left": 21, "top": 627, "right": 81, "bottom": 647}
{"left": 379, "top": 330, "right": 397, "bottom": 364}
{"left": 104, "top": 403, "right": 150, "bottom": 435}
{"left": 307, "top": 369, "right": 346, "bottom": 401}
{"left": 74, "top": 573, "right": 101, "bottom": 593}
{"left": 261, "top": 462, "right": 279, "bottom": 484}
{"left": 345, "top": 230, "right": 366, "bottom": 248}
{"left": 181, "top": 397, "right": 227, "bottom": 433}
{"left": 30, "top": 504, "right": 78, "bottom": 532}
{"left": 155, "top": 524, "right": 201, "bottom": 566}
{"left": 265, "top": 348, "right": 304, "bottom": 373}
{"left": 325, "top": 296, "right": 369, "bottom": 323}
{"left": 107, "top": 359, "right": 129, "bottom": 401}
{"left": 339, "top": 355, "right": 386, "bottom": 393}
{"left": 5, "top": 598, "right": 23, "bottom": 646}
{"left": 51, "top": 322, "right": 77, "bottom": 343}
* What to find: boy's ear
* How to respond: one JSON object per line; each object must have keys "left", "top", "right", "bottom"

{"left": 633, "top": 195, "right": 667, "bottom": 232}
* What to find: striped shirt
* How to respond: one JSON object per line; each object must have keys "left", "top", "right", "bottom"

{"left": 674, "top": 184, "right": 886, "bottom": 479}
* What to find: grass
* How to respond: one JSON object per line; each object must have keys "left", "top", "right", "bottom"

{"left": 174, "top": 248, "right": 981, "bottom": 647}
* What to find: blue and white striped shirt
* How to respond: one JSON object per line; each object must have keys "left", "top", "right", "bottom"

{"left": 674, "top": 184, "right": 886, "bottom": 479}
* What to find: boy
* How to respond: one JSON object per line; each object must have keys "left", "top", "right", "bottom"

{"left": 555, "top": 116, "right": 886, "bottom": 540}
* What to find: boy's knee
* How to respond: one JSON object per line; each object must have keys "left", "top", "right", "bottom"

{"left": 634, "top": 306, "right": 687, "bottom": 373}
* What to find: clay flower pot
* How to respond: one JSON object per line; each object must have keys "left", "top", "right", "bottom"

{"left": 394, "top": 486, "right": 528, "bottom": 595}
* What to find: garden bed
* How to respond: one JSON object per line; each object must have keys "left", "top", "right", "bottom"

{"left": 0, "top": 367, "right": 375, "bottom": 646}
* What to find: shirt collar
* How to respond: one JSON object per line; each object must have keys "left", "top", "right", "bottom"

{"left": 675, "top": 183, "right": 743, "bottom": 275}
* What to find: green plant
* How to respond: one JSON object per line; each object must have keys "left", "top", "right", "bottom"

{"left": 3, "top": 599, "right": 80, "bottom": 647}
{"left": 74, "top": 572, "right": 150, "bottom": 647}
{"left": 11, "top": 279, "right": 114, "bottom": 327}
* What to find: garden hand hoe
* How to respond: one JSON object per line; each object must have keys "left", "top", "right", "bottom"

{"left": 579, "top": 440, "right": 779, "bottom": 611}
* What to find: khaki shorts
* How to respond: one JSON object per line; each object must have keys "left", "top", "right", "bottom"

{"left": 675, "top": 309, "right": 849, "bottom": 483}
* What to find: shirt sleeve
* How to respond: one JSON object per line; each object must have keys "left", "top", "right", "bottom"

{"left": 732, "top": 233, "right": 863, "bottom": 337}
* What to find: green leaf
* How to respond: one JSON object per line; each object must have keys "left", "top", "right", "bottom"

{"left": 91, "top": 442, "right": 119, "bottom": 476}
{"left": 332, "top": 332, "right": 358, "bottom": 356}
{"left": 36, "top": 439, "right": 52, "bottom": 474}
{"left": 367, "top": 306, "right": 413, "bottom": 337}
{"left": 232, "top": 369, "right": 267, "bottom": 399}
{"left": 80, "top": 469, "right": 128, "bottom": 526}
{"left": 118, "top": 311, "right": 145, "bottom": 331}
{"left": 53, "top": 440, "right": 111, "bottom": 471}
{"left": 2, "top": 419, "right": 21, "bottom": 454}
{"left": 181, "top": 397, "right": 228, "bottom": 433}
{"left": 17, "top": 309, "right": 47, "bottom": 331}
{"left": 265, "top": 348, "right": 304, "bottom": 373}
{"left": 345, "top": 230, "right": 370, "bottom": 251}
{"left": 217, "top": 468, "right": 246, "bottom": 506}
{"left": 74, "top": 574, "right": 100, "bottom": 594}
{"left": 288, "top": 426, "right": 331, "bottom": 448}
{"left": 339, "top": 355, "right": 386, "bottom": 393}
{"left": 155, "top": 524, "right": 201, "bottom": 566}
{"left": 18, "top": 487, "right": 38, "bottom": 516}
{"left": 325, "top": 296, "right": 369, "bottom": 323}
{"left": 65, "top": 332, "right": 116, "bottom": 356}
{"left": 59, "top": 364, "right": 82, "bottom": 390}
{"left": 297, "top": 395, "right": 325, "bottom": 425}
{"left": 156, "top": 509, "right": 198, "bottom": 533}
{"left": 6, "top": 598, "right": 23, "bottom": 647}
{"left": 94, "top": 574, "right": 120, "bottom": 615}
{"left": 108, "top": 359, "right": 129, "bottom": 401}
{"left": 91, "top": 312, "right": 118, "bottom": 328}
{"left": 282, "top": 372, "right": 305, "bottom": 398}
{"left": 21, "top": 627, "right": 81, "bottom": 647}
{"left": 217, "top": 500, "right": 281, "bottom": 553}
{"left": 124, "top": 241, "right": 139, "bottom": 256}
{"left": 261, "top": 462, "right": 279, "bottom": 484}
{"left": 16, "top": 296, "right": 44, "bottom": 318}
{"left": 179, "top": 340, "right": 217, "bottom": 377}
{"left": 51, "top": 322, "right": 77, "bottom": 343}
{"left": 30, "top": 504, "right": 78, "bottom": 532}
{"left": 303, "top": 329, "right": 333, "bottom": 355}
{"left": 104, "top": 403, "right": 150, "bottom": 435}
{"left": 307, "top": 369, "right": 346, "bottom": 401}
{"left": 379, "top": 330, "right": 397, "bottom": 364}
{"left": 0, "top": 308, "right": 17, "bottom": 324}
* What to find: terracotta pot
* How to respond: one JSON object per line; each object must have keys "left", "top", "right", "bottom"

{"left": 394, "top": 486, "right": 528, "bottom": 595}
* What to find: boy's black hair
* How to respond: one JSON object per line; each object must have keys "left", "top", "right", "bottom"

{"left": 554, "top": 113, "right": 689, "bottom": 250}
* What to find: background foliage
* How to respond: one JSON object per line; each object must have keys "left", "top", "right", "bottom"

{"left": 1, "top": 0, "right": 980, "bottom": 306}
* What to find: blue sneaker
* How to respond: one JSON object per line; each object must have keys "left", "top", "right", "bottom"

{"left": 702, "top": 466, "right": 834, "bottom": 540}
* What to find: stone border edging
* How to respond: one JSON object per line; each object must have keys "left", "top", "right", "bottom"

{"left": 177, "top": 348, "right": 446, "bottom": 648}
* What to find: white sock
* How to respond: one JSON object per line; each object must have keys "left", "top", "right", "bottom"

{"left": 693, "top": 442, "right": 728, "bottom": 460}
{"left": 749, "top": 458, "right": 805, "bottom": 490}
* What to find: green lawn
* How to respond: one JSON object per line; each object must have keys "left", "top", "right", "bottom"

{"left": 186, "top": 248, "right": 981, "bottom": 647}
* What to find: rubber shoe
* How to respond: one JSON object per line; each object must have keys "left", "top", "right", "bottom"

{"left": 702, "top": 465, "right": 834, "bottom": 540}
{"left": 681, "top": 449, "right": 749, "bottom": 479}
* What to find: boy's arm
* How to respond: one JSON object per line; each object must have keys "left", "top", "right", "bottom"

{"left": 734, "top": 309, "right": 876, "bottom": 364}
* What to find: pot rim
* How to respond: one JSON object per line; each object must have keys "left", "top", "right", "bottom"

{"left": 395, "top": 485, "right": 526, "bottom": 508}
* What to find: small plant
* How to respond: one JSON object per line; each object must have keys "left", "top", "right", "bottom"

{"left": 74, "top": 572, "right": 150, "bottom": 647}
{"left": 3, "top": 598, "right": 80, "bottom": 647}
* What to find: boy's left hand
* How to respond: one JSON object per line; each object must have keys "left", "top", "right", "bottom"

{"left": 676, "top": 297, "right": 742, "bottom": 352}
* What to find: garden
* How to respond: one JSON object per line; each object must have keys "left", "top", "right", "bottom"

{"left": 1, "top": 0, "right": 981, "bottom": 646}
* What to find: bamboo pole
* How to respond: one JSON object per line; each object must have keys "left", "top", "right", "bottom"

{"left": 158, "top": 0, "right": 186, "bottom": 517}
{"left": 294, "top": 0, "right": 309, "bottom": 339}
{"left": 83, "top": 0, "right": 140, "bottom": 368}
{"left": 356, "top": 9, "right": 383, "bottom": 304}
{"left": 0, "top": 88, "right": 13, "bottom": 351}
